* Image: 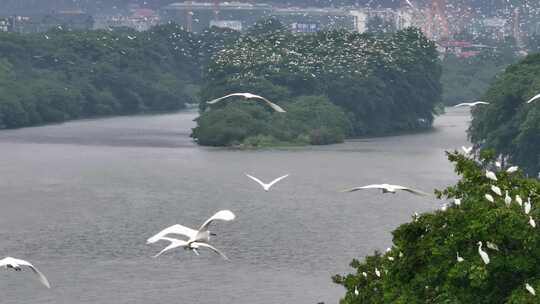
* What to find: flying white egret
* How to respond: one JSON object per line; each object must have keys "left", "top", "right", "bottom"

{"left": 454, "top": 101, "right": 490, "bottom": 108}
{"left": 206, "top": 93, "right": 286, "bottom": 113}
{"left": 504, "top": 191, "right": 512, "bottom": 206}
{"left": 486, "top": 170, "right": 498, "bottom": 181}
{"left": 526, "top": 283, "right": 536, "bottom": 296}
{"left": 0, "top": 257, "right": 51, "bottom": 288}
{"left": 477, "top": 242, "right": 490, "bottom": 265}
{"left": 342, "top": 184, "right": 429, "bottom": 196}
{"left": 151, "top": 236, "right": 229, "bottom": 260}
{"left": 491, "top": 185, "right": 502, "bottom": 196}
{"left": 245, "top": 174, "right": 289, "bottom": 192}
{"left": 516, "top": 195, "right": 523, "bottom": 206}
{"left": 506, "top": 166, "right": 519, "bottom": 173}
{"left": 456, "top": 252, "right": 464, "bottom": 262}
{"left": 526, "top": 93, "right": 540, "bottom": 104}
{"left": 147, "top": 210, "right": 235, "bottom": 258}
{"left": 461, "top": 146, "right": 473, "bottom": 155}
{"left": 485, "top": 194, "right": 494, "bottom": 203}
{"left": 486, "top": 242, "right": 500, "bottom": 251}
{"left": 529, "top": 216, "right": 536, "bottom": 228}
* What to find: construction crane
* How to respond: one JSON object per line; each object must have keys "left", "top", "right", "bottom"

{"left": 427, "top": 0, "right": 450, "bottom": 41}
{"left": 186, "top": 0, "right": 193, "bottom": 32}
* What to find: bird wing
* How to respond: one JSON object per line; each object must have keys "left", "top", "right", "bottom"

{"left": 392, "top": 185, "right": 430, "bottom": 196}
{"left": 147, "top": 224, "right": 197, "bottom": 244}
{"left": 206, "top": 93, "right": 242, "bottom": 105}
{"left": 453, "top": 103, "right": 471, "bottom": 108}
{"left": 267, "top": 174, "right": 289, "bottom": 188}
{"left": 256, "top": 96, "right": 286, "bottom": 113}
{"left": 341, "top": 184, "right": 384, "bottom": 192}
{"left": 473, "top": 102, "right": 490, "bottom": 105}
{"left": 198, "top": 210, "right": 235, "bottom": 232}
{"left": 245, "top": 173, "right": 268, "bottom": 189}
{"left": 194, "top": 243, "right": 229, "bottom": 260}
{"left": 526, "top": 93, "right": 540, "bottom": 104}
{"left": 152, "top": 238, "right": 188, "bottom": 258}
{"left": 10, "top": 258, "right": 51, "bottom": 288}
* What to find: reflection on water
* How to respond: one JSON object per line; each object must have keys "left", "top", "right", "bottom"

{"left": 0, "top": 108, "right": 470, "bottom": 304}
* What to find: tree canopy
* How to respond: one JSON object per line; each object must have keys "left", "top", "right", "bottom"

{"left": 468, "top": 53, "right": 540, "bottom": 175}
{"left": 334, "top": 150, "right": 540, "bottom": 303}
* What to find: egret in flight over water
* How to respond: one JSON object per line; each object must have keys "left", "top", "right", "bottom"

{"left": 245, "top": 174, "right": 289, "bottom": 191}
{"left": 454, "top": 101, "right": 490, "bottom": 107}
{"left": 526, "top": 93, "right": 540, "bottom": 104}
{"left": 342, "top": 184, "right": 429, "bottom": 196}
{"left": 0, "top": 257, "right": 51, "bottom": 288}
{"left": 207, "top": 93, "right": 286, "bottom": 113}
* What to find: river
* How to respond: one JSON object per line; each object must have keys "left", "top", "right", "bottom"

{"left": 0, "top": 108, "right": 470, "bottom": 304}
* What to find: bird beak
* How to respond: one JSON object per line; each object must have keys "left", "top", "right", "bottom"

{"left": 210, "top": 233, "right": 217, "bottom": 236}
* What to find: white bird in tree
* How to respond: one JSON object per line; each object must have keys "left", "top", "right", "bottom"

{"left": 504, "top": 191, "right": 512, "bottom": 206}
{"left": 485, "top": 194, "right": 494, "bottom": 203}
{"left": 0, "top": 257, "right": 51, "bottom": 288}
{"left": 486, "top": 242, "right": 500, "bottom": 251}
{"left": 461, "top": 146, "right": 473, "bottom": 155}
{"left": 477, "top": 242, "right": 490, "bottom": 265}
{"left": 506, "top": 166, "right": 519, "bottom": 173}
{"left": 495, "top": 161, "right": 502, "bottom": 169}
{"left": 206, "top": 93, "right": 286, "bottom": 113}
{"left": 529, "top": 216, "right": 536, "bottom": 228}
{"left": 486, "top": 170, "right": 498, "bottom": 181}
{"left": 245, "top": 174, "right": 289, "bottom": 191}
{"left": 454, "top": 198, "right": 461, "bottom": 206}
{"left": 374, "top": 268, "right": 381, "bottom": 278}
{"left": 516, "top": 195, "right": 523, "bottom": 207}
{"left": 526, "top": 93, "right": 540, "bottom": 104}
{"left": 342, "top": 184, "right": 429, "bottom": 196}
{"left": 147, "top": 210, "right": 235, "bottom": 259}
{"left": 362, "top": 272, "right": 368, "bottom": 278}
{"left": 491, "top": 185, "right": 502, "bottom": 196}
{"left": 456, "top": 252, "right": 465, "bottom": 262}
{"left": 354, "top": 286, "right": 359, "bottom": 296}
{"left": 454, "top": 101, "right": 490, "bottom": 107}
{"left": 524, "top": 199, "right": 532, "bottom": 215}
{"left": 526, "top": 283, "right": 536, "bottom": 296}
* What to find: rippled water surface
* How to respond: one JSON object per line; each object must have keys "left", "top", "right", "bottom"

{"left": 0, "top": 108, "right": 470, "bottom": 304}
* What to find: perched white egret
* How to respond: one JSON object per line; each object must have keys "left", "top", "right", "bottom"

{"left": 461, "top": 146, "right": 473, "bottom": 155}
{"left": 454, "top": 198, "right": 461, "bottom": 206}
{"left": 454, "top": 101, "right": 490, "bottom": 107}
{"left": 526, "top": 283, "right": 536, "bottom": 296}
{"left": 486, "top": 242, "right": 500, "bottom": 251}
{"left": 486, "top": 170, "right": 498, "bottom": 181}
{"left": 342, "top": 184, "right": 429, "bottom": 196}
{"left": 506, "top": 166, "right": 519, "bottom": 173}
{"left": 148, "top": 210, "right": 235, "bottom": 259}
{"left": 245, "top": 174, "right": 289, "bottom": 191}
{"left": 477, "top": 242, "right": 490, "bottom": 265}
{"left": 524, "top": 199, "right": 532, "bottom": 215}
{"left": 440, "top": 204, "right": 448, "bottom": 211}
{"left": 354, "top": 286, "right": 359, "bottom": 296}
{"left": 491, "top": 185, "right": 502, "bottom": 196}
{"left": 206, "top": 93, "right": 286, "bottom": 113}
{"left": 529, "top": 216, "right": 536, "bottom": 228}
{"left": 362, "top": 272, "right": 367, "bottom": 278}
{"left": 485, "top": 194, "right": 494, "bottom": 203}
{"left": 456, "top": 252, "right": 465, "bottom": 262}
{"left": 0, "top": 257, "right": 51, "bottom": 288}
{"left": 504, "top": 191, "right": 512, "bottom": 206}
{"left": 388, "top": 256, "right": 394, "bottom": 261}
{"left": 526, "top": 93, "right": 540, "bottom": 104}
{"left": 516, "top": 195, "right": 523, "bottom": 206}
{"left": 374, "top": 268, "right": 381, "bottom": 278}
{"left": 399, "top": 252, "right": 404, "bottom": 258}
{"left": 495, "top": 161, "right": 502, "bottom": 169}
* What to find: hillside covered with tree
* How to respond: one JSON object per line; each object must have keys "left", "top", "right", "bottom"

{"left": 192, "top": 20, "right": 442, "bottom": 147}
{"left": 334, "top": 151, "right": 540, "bottom": 303}
{"left": 0, "top": 24, "right": 239, "bottom": 129}
{"left": 468, "top": 53, "right": 540, "bottom": 176}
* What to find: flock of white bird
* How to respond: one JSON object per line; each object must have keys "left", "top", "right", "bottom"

{"left": 2, "top": 92, "right": 538, "bottom": 298}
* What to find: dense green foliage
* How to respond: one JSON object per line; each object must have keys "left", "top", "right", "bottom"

{"left": 0, "top": 24, "right": 239, "bottom": 129}
{"left": 440, "top": 40, "right": 520, "bottom": 106}
{"left": 334, "top": 150, "right": 540, "bottom": 303}
{"left": 192, "top": 95, "right": 349, "bottom": 147}
{"left": 468, "top": 53, "right": 540, "bottom": 175}
{"left": 193, "top": 20, "right": 442, "bottom": 146}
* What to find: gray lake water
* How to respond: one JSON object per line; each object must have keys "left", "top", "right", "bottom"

{"left": 0, "top": 108, "right": 470, "bottom": 304}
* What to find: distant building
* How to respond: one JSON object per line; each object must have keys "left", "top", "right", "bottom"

{"left": 272, "top": 7, "right": 356, "bottom": 33}
{"left": 160, "top": 2, "right": 271, "bottom": 33}
{"left": 0, "top": 19, "right": 8, "bottom": 32}
{"left": 8, "top": 11, "right": 94, "bottom": 33}
{"left": 210, "top": 20, "right": 243, "bottom": 31}
{"left": 94, "top": 8, "right": 160, "bottom": 31}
